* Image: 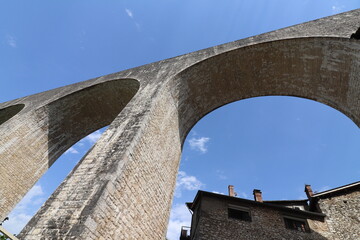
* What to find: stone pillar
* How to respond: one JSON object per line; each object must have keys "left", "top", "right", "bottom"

{"left": 18, "top": 82, "right": 182, "bottom": 239}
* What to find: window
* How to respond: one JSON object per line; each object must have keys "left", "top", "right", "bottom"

{"left": 228, "top": 206, "right": 251, "bottom": 222}
{"left": 283, "top": 216, "right": 310, "bottom": 232}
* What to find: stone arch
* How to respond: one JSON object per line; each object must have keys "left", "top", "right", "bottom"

{"left": 0, "top": 78, "right": 139, "bottom": 221}
{"left": 0, "top": 104, "right": 25, "bottom": 125}
{"left": 8, "top": 10, "right": 360, "bottom": 239}
{"left": 17, "top": 37, "right": 360, "bottom": 240}
{"left": 171, "top": 38, "right": 360, "bottom": 144}
{"left": 39, "top": 78, "right": 140, "bottom": 166}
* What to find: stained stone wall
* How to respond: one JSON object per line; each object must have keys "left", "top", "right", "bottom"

{"left": 190, "top": 195, "right": 329, "bottom": 240}
{"left": 317, "top": 191, "right": 360, "bottom": 239}
{"left": 0, "top": 9, "right": 359, "bottom": 239}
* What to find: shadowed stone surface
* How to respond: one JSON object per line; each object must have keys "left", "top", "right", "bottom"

{"left": 0, "top": 9, "right": 359, "bottom": 239}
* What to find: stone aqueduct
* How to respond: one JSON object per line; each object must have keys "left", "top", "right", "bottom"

{"left": 0, "top": 9, "right": 359, "bottom": 239}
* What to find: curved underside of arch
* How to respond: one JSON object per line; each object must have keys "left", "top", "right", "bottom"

{"left": 171, "top": 38, "right": 360, "bottom": 144}
{"left": 17, "top": 37, "right": 360, "bottom": 240}
{"left": 0, "top": 104, "right": 25, "bottom": 126}
{"left": 0, "top": 78, "right": 139, "bottom": 221}
{"left": 42, "top": 78, "right": 140, "bottom": 166}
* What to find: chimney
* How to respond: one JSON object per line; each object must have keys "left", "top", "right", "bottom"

{"left": 228, "top": 185, "right": 235, "bottom": 197}
{"left": 305, "top": 184, "right": 313, "bottom": 199}
{"left": 180, "top": 229, "right": 188, "bottom": 240}
{"left": 253, "top": 189, "right": 263, "bottom": 202}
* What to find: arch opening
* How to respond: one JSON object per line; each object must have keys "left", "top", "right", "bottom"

{"left": 167, "top": 96, "right": 360, "bottom": 240}
{"left": 2, "top": 127, "right": 108, "bottom": 235}
{"left": 171, "top": 38, "right": 360, "bottom": 146}
{"left": 166, "top": 37, "right": 360, "bottom": 239}
{"left": 0, "top": 78, "right": 140, "bottom": 227}
{"left": 41, "top": 78, "right": 140, "bottom": 167}
{"left": 0, "top": 104, "right": 25, "bottom": 125}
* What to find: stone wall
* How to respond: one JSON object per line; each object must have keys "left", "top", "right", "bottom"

{"left": 317, "top": 191, "right": 360, "bottom": 239}
{"left": 191, "top": 195, "right": 328, "bottom": 240}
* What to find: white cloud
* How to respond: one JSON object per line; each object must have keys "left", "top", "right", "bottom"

{"left": 331, "top": 4, "right": 344, "bottom": 13}
{"left": 189, "top": 137, "right": 210, "bottom": 153}
{"left": 66, "top": 129, "right": 104, "bottom": 154}
{"left": 135, "top": 22, "right": 141, "bottom": 31}
{"left": 316, "top": 185, "right": 331, "bottom": 193}
{"left": 124, "top": 8, "right": 141, "bottom": 31}
{"left": 6, "top": 35, "right": 16, "bottom": 48}
{"left": 216, "top": 170, "right": 228, "bottom": 180}
{"left": 83, "top": 130, "right": 102, "bottom": 144}
{"left": 14, "top": 185, "right": 44, "bottom": 210}
{"left": 125, "top": 8, "right": 134, "bottom": 18}
{"left": 166, "top": 204, "right": 192, "bottom": 240}
{"left": 3, "top": 184, "right": 45, "bottom": 234}
{"left": 175, "top": 171, "right": 204, "bottom": 198}
{"left": 238, "top": 192, "right": 248, "bottom": 199}
{"left": 214, "top": 187, "right": 248, "bottom": 199}
{"left": 212, "top": 191, "right": 225, "bottom": 195}
{"left": 65, "top": 146, "right": 79, "bottom": 154}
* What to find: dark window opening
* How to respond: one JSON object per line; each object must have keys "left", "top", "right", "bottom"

{"left": 284, "top": 217, "right": 310, "bottom": 232}
{"left": 228, "top": 208, "right": 251, "bottom": 222}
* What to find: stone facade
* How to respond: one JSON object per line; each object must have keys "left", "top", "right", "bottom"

{"left": 314, "top": 187, "right": 360, "bottom": 239}
{"left": 188, "top": 192, "right": 328, "bottom": 240}
{"left": 186, "top": 183, "right": 360, "bottom": 240}
{"left": 0, "top": 9, "right": 359, "bottom": 239}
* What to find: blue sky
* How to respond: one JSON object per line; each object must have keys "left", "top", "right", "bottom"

{"left": 1, "top": 1, "right": 360, "bottom": 239}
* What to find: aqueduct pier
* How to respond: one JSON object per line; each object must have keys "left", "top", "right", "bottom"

{"left": 0, "top": 9, "right": 359, "bottom": 239}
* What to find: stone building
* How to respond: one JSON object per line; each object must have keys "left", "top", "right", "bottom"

{"left": 180, "top": 181, "right": 360, "bottom": 240}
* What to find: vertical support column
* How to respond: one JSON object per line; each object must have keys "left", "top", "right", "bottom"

{"left": 19, "top": 84, "right": 182, "bottom": 239}
{"left": 0, "top": 79, "right": 139, "bottom": 221}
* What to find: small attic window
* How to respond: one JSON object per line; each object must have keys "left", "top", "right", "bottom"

{"left": 283, "top": 216, "right": 310, "bottom": 233}
{"left": 228, "top": 205, "right": 251, "bottom": 222}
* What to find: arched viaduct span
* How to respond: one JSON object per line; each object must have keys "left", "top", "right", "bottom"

{"left": 0, "top": 9, "right": 359, "bottom": 239}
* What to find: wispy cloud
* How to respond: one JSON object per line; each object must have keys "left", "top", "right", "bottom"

{"left": 175, "top": 171, "right": 204, "bottom": 198}
{"left": 135, "top": 22, "right": 141, "bottom": 31}
{"left": 83, "top": 130, "right": 102, "bottom": 144}
{"left": 215, "top": 186, "right": 248, "bottom": 199}
{"left": 316, "top": 185, "right": 331, "bottom": 194}
{"left": 124, "top": 8, "right": 141, "bottom": 31}
{"left": 189, "top": 137, "right": 210, "bottom": 153}
{"left": 65, "top": 146, "right": 79, "bottom": 154}
{"left": 166, "top": 204, "right": 192, "bottom": 240}
{"left": 6, "top": 35, "right": 16, "bottom": 48}
{"left": 65, "top": 130, "right": 104, "bottom": 155}
{"left": 14, "top": 185, "right": 44, "bottom": 210}
{"left": 212, "top": 191, "right": 225, "bottom": 195}
{"left": 216, "top": 170, "right": 228, "bottom": 180}
{"left": 238, "top": 192, "right": 248, "bottom": 199}
{"left": 3, "top": 184, "right": 45, "bottom": 234}
{"left": 331, "top": 3, "right": 345, "bottom": 13}
{"left": 125, "top": 8, "right": 134, "bottom": 18}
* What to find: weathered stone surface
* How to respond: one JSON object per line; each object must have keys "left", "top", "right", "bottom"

{"left": 191, "top": 195, "right": 328, "bottom": 240}
{"left": 0, "top": 9, "right": 359, "bottom": 239}
{"left": 317, "top": 191, "right": 360, "bottom": 239}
